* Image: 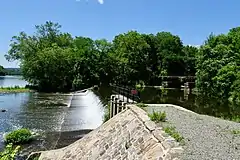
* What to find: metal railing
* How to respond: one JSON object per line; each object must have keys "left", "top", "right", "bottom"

{"left": 108, "top": 84, "right": 141, "bottom": 118}
{"left": 110, "top": 84, "right": 140, "bottom": 103}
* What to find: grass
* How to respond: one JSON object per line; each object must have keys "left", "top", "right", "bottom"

{"left": 4, "top": 128, "right": 33, "bottom": 145}
{"left": 0, "top": 143, "right": 20, "bottom": 160}
{"left": 0, "top": 85, "right": 30, "bottom": 93}
{"left": 164, "top": 126, "right": 184, "bottom": 143}
{"left": 103, "top": 104, "right": 110, "bottom": 123}
{"left": 148, "top": 110, "right": 167, "bottom": 122}
{"left": 231, "top": 130, "right": 240, "bottom": 135}
{"left": 220, "top": 115, "right": 240, "bottom": 123}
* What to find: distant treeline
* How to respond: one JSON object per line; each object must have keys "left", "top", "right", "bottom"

{"left": 0, "top": 66, "right": 21, "bottom": 76}
{"left": 5, "top": 68, "right": 22, "bottom": 75}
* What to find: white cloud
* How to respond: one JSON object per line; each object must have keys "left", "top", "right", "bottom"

{"left": 98, "top": 0, "right": 104, "bottom": 4}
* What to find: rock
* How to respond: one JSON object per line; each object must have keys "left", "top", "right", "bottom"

{"left": 1, "top": 109, "right": 7, "bottom": 112}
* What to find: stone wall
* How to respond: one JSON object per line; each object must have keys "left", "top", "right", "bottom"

{"left": 31, "top": 105, "right": 183, "bottom": 160}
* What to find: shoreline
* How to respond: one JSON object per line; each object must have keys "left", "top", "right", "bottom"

{"left": 0, "top": 88, "right": 32, "bottom": 94}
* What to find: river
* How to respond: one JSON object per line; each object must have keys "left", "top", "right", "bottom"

{"left": 0, "top": 76, "right": 105, "bottom": 156}
{"left": 0, "top": 76, "right": 239, "bottom": 157}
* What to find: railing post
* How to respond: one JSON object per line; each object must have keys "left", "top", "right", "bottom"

{"left": 110, "top": 95, "right": 115, "bottom": 118}
{"left": 114, "top": 97, "right": 118, "bottom": 116}
{"left": 132, "top": 88, "right": 135, "bottom": 103}
{"left": 127, "top": 88, "right": 130, "bottom": 103}
{"left": 122, "top": 102, "right": 127, "bottom": 110}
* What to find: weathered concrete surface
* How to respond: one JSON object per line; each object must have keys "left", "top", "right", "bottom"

{"left": 33, "top": 105, "right": 183, "bottom": 160}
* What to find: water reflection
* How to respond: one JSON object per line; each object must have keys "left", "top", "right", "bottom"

{"left": 98, "top": 86, "right": 240, "bottom": 121}
{"left": 0, "top": 76, "right": 28, "bottom": 87}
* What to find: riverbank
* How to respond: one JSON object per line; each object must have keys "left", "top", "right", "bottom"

{"left": 146, "top": 104, "right": 240, "bottom": 160}
{"left": 0, "top": 86, "right": 31, "bottom": 93}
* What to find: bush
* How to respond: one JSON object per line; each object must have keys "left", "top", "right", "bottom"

{"left": 164, "top": 126, "right": 184, "bottom": 142}
{"left": 135, "top": 80, "right": 145, "bottom": 92}
{"left": 231, "top": 130, "right": 240, "bottom": 135}
{"left": 4, "top": 128, "right": 33, "bottom": 144}
{"left": 0, "top": 143, "right": 20, "bottom": 160}
{"left": 148, "top": 110, "right": 167, "bottom": 122}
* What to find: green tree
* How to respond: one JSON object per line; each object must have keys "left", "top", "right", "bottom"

{"left": 112, "top": 31, "right": 150, "bottom": 85}
{"left": 196, "top": 27, "right": 240, "bottom": 103}
{"left": 5, "top": 21, "right": 198, "bottom": 92}
{"left": 155, "top": 32, "right": 184, "bottom": 76}
{"left": 182, "top": 45, "right": 198, "bottom": 76}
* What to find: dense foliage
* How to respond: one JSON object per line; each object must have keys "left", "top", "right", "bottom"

{"left": 0, "top": 144, "right": 20, "bottom": 160}
{"left": 4, "top": 128, "right": 33, "bottom": 144}
{"left": 5, "top": 21, "right": 196, "bottom": 92}
{"left": 0, "top": 65, "right": 6, "bottom": 76}
{"left": 196, "top": 28, "right": 240, "bottom": 103}
{"left": 4, "top": 21, "right": 240, "bottom": 104}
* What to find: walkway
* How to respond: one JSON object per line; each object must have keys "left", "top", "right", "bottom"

{"left": 147, "top": 104, "right": 240, "bottom": 160}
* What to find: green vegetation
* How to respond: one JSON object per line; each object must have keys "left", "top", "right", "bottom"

{"left": 0, "top": 65, "right": 6, "bottom": 76}
{"left": 135, "top": 80, "right": 145, "bottom": 92}
{"left": 4, "top": 21, "right": 240, "bottom": 109}
{"left": 196, "top": 28, "right": 240, "bottom": 104}
{"left": 103, "top": 104, "right": 110, "bottom": 123}
{"left": 164, "top": 126, "right": 184, "bottom": 142}
{"left": 0, "top": 144, "right": 20, "bottom": 160}
{"left": 5, "top": 21, "right": 196, "bottom": 92}
{"left": 231, "top": 130, "right": 240, "bottom": 135}
{"left": 0, "top": 86, "right": 30, "bottom": 93}
{"left": 148, "top": 110, "right": 167, "bottom": 122}
{"left": 4, "top": 128, "right": 33, "bottom": 144}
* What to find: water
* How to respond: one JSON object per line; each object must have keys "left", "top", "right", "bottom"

{"left": 0, "top": 76, "right": 239, "bottom": 157}
{"left": 0, "top": 76, "right": 28, "bottom": 87}
{"left": 0, "top": 76, "right": 105, "bottom": 155}
{"left": 98, "top": 86, "right": 240, "bottom": 121}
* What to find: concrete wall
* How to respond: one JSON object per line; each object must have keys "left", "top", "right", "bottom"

{"left": 29, "top": 105, "right": 183, "bottom": 160}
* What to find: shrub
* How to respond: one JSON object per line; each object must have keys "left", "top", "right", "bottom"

{"left": 148, "top": 110, "right": 167, "bottom": 122}
{"left": 231, "top": 130, "right": 240, "bottom": 135}
{"left": 135, "top": 80, "right": 145, "bottom": 92}
{"left": 0, "top": 143, "right": 20, "bottom": 160}
{"left": 164, "top": 126, "right": 184, "bottom": 142}
{"left": 4, "top": 128, "right": 33, "bottom": 144}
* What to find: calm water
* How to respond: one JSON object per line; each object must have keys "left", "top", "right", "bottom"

{"left": 98, "top": 86, "right": 240, "bottom": 121}
{"left": 0, "top": 76, "right": 28, "bottom": 87}
{"left": 0, "top": 76, "right": 239, "bottom": 157}
{"left": 0, "top": 76, "right": 105, "bottom": 155}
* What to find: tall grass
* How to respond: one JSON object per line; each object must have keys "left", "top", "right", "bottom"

{"left": 0, "top": 85, "right": 30, "bottom": 93}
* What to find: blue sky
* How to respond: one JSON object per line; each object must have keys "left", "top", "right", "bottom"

{"left": 1, "top": 0, "right": 240, "bottom": 67}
